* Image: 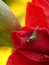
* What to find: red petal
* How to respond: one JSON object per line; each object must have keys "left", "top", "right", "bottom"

{"left": 11, "top": 26, "right": 49, "bottom": 53}
{"left": 7, "top": 50, "right": 49, "bottom": 65}
{"left": 10, "top": 26, "right": 33, "bottom": 49}
{"left": 26, "top": 2, "right": 49, "bottom": 28}
{"left": 6, "top": 50, "right": 35, "bottom": 65}
{"left": 32, "top": 0, "right": 49, "bottom": 9}
{"left": 10, "top": 31, "right": 26, "bottom": 49}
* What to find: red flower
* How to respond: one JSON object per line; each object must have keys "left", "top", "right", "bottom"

{"left": 33, "top": 0, "right": 49, "bottom": 9}
{"left": 26, "top": 0, "right": 49, "bottom": 28}
{"left": 7, "top": 0, "right": 49, "bottom": 65}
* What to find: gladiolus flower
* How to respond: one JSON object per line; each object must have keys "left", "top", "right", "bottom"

{"left": 7, "top": 0, "right": 49, "bottom": 65}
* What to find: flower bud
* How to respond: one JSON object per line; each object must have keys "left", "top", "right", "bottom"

{"left": 0, "top": 0, "right": 21, "bottom": 34}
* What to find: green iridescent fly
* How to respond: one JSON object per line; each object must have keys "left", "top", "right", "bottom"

{"left": 26, "top": 26, "right": 39, "bottom": 43}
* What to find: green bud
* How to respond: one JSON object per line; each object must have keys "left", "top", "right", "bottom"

{"left": 0, "top": 0, "right": 21, "bottom": 34}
